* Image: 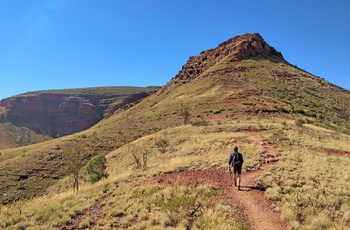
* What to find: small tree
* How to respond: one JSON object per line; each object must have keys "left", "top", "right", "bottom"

{"left": 295, "top": 118, "right": 305, "bottom": 127}
{"left": 179, "top": 105, "right": 191, "bottom": 125}
{"left": 131, "top": 146, "right": 150, "bottom": 170}
{"left": 63, "top": 143, "right": 84, "bottom": 195}
{"left": 87, "top": 154, "right": 109, "bottom": 183}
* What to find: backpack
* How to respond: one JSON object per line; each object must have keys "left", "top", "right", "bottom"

{"left": 233, "top": 152, "right": 243, "bottom": 165}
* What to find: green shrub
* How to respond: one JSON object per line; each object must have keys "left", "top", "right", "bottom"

{"left": 87, "top": 154, "right": 109, "bottom": 183}
{"left": 241, "top": 102, "right": 255, "bottom": 106}
{"left": 150, "top": 101, "right": 158, "bottom": 107}
{"left": 179, "top": 105, "right": 191, "bottom": 125}
{"left": 295, "top": 119, "right": 305, "bottom": 127}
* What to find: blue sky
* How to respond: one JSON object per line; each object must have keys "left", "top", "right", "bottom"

{"left": 0, "top": 0, "right": 349, "bottom": 100}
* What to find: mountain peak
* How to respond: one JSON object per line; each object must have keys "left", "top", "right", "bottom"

{"left": 173, "top": 33, "right": 285, "bottom": 82}
{"left": 218, "top": 33, "right": 284, "bottom": 60}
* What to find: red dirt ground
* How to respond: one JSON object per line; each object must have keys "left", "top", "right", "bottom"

{"left": 152, "top": 165, "right": 287, "bottom": 230}
{"left": 61, "top": 136, "right": 288, "bottom": 229}
{"left": 151, "top": 136, "right": 287, "bottom": 230}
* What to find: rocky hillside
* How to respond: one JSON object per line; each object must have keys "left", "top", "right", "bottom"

{"left": 1, "top": 32, "right": 350, "bottom": 210}
{"left": 0, "top": 87, "right": 159, "bottom": 149}
{"left": 172, "top": 33, "right": 284, "bottom": 83}
{"left": 163, "top": 33, "right": 350, "bottom": 133}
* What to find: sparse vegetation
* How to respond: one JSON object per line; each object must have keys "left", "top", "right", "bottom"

{"left": 1, "top": 39, "right": 350, "bottom": 229}
{"left": 262, "top": 125, "right": 350, "bottom": 229}
{"left": 17, "top": 86, "right": 160, "bottom": 97}
{"left": 191, "top": 120, "right": 210, "bottom": 126}
{"left": 1, "top": 113, "right": 350, "bottom": 229}
{"left": 295, "top": 118, "right": 305, "bottom": 127}
{"left": 179, "top": 104, "right": 191, "bottom": 125}
{"left": 63, "top": 143, "right": 85, "bottom": 195}
{"left": 155, "top": 138, "right": 169, "bottom": 153}
{"left": 86, "top": 154, "right": 109, "bottom": 183}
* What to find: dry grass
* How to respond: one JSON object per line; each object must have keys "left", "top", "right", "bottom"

{"left": 106, "top": 121, "right": 267, "bottom": 179}
{"left": 0, "top": 123, "right": 52, "bottom": 150}
{"left": 2, "top": 56, "right": 350, "bottom": 205}
{"left": 0, "top": 119, "right": 270, "bottom": 229}
{"left": 1, "top": 54, "right": 350, "bottom": 229}
{"left": 262, "top": 124, "right": 350, "bottom": 230}
{"left": 1, "top": 117, "right": 350, "bottom": 229}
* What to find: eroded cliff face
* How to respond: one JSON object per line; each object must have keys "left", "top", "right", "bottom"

{"left": 1, "top": 94, "right": 99, "bottom": 137}
{"left": 172, "top": 33, "right": 285, "bottom": 83}
{"left": 0, "top": 88, "right": 158, "bottom": 138}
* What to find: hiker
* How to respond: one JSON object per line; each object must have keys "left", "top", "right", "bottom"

{"left": 228, "top": 146, "right": 244, "bottom": 190}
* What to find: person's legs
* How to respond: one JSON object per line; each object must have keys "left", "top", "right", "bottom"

{"left": 237, "top": 173, "right": 241, "bottom": 190}
{"left": 233, "top": 173, "right": 237, "bottom": 186}
{"left": 236, "top": 164, "right": 242, "bottom": 190}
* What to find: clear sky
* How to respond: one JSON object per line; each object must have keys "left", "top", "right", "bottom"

{"left": 0, "top": 0, "right": 349, "bottom": 100}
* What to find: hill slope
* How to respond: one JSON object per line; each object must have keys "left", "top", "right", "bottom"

{"left": 1, "top": 33, "right": 350, "bottom": 229}
{"left": 0, "top": 86, "right": 159, "bottom": 149}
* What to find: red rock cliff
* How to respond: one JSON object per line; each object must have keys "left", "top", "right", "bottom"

{"left": 0, "top": 88, "right": 158, "bottom": 138}
{"left": 173, "top": 33, "right": 285, "bottom": 82}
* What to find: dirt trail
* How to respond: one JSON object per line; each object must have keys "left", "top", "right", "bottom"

{"left": 59, "top": 193, "right": 111, "bottom": 230}
{"left": 154, "top": 166, "right": 286, "bottom": 230}
{"left": 153, "top": 136, "right": 287, "bottom": 230}
{"left": 61, "top": 136, "right": 287, "bottom": 229}
{"left": 227, "top": 166, "right": 286, "bottom": 230}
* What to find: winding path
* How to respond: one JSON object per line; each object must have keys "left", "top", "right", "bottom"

{"left": 61, "top": 136, "right": 287, "bottom": 229}
{"left": 153, "top": 136, "right": 287, "bottom": 229}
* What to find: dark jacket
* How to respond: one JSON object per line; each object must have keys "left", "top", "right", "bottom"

{"left": 228, "top": 151, "right": 244, "bottom": 166}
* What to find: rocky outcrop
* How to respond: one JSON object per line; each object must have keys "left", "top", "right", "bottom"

{"left": 0, "top": 87, "right": 159, "bottom": 138}
{"left": 173, "top": 33, "right": 285, "bottom": 82}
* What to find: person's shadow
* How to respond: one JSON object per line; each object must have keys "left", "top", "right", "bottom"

{"left": 237, "top": 185, "right": 266, "bottom": 191}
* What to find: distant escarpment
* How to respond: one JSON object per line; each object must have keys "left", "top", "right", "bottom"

{"left": 0, "top": 87, "right": 159, "bottom": 139}
{"left": 173, "top": 33, "right": 285, "bottom": 83}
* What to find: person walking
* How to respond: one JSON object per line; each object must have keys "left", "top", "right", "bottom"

{"left": 228, "top": 146, "right": 244, "bottom": 190}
